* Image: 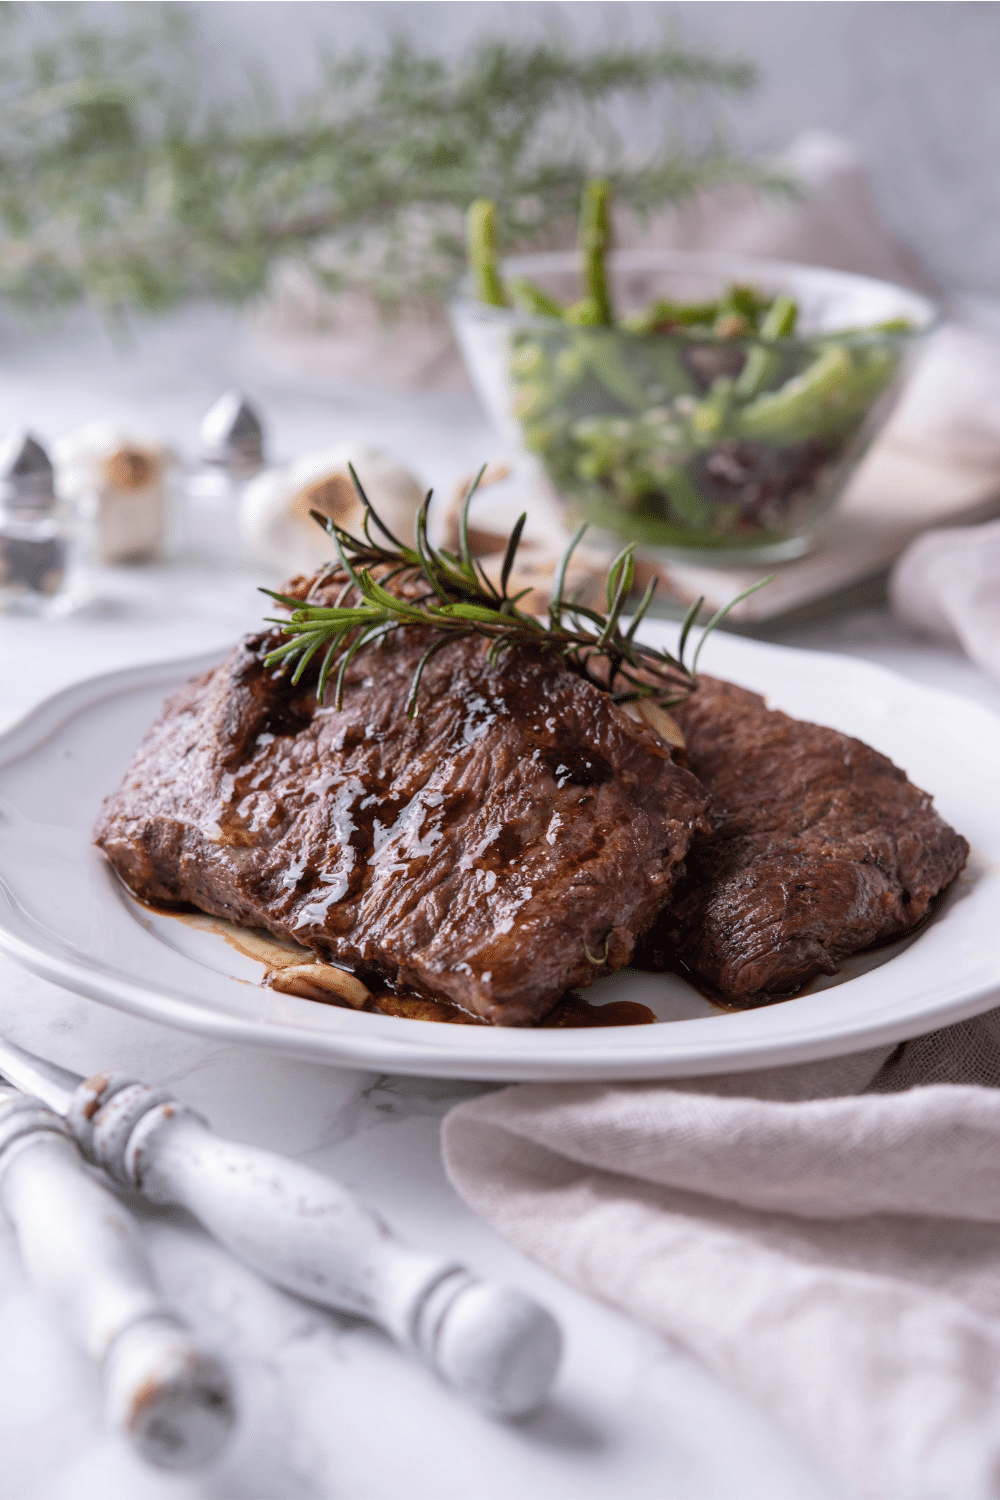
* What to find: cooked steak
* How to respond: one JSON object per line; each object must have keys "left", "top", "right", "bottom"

{"left": 94, "top": 627, "right": 710, "bottom": 1025}
{"left": 654, "top": 675, "right": 969, "bottom": 1005}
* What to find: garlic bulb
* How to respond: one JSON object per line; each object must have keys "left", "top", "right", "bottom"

{"left": 54, "top": 423, "right": 173, "bottom": 565}
{"left": 239, "top": 443, "right": 424, "bottom": 576}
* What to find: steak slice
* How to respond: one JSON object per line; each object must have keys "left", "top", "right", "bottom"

{"left": 654, "top": 675, "right": 969, "bottom": 1005}
{"left": 95, "top": 628, "right": 710, "bottom": 1025}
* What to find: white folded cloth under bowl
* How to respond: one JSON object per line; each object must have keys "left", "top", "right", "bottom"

{"left": 443, "top": 1011, "right": 1000, "bottom": 1500}
{"left": 891, "top": 519, "right": 1000, "bottom": 685}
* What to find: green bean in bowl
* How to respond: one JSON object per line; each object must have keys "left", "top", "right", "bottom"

{"left": 452, "top": 187, "right": 939, "bottom": 564}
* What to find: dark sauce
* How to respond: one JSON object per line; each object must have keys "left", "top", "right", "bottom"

{"left": 132, "top": 880, "right": 942, "bottom": 1029}
{"left": 367, "top": 986, "right": 656, "bottom": 1029}
{"left": 133, "top": 892, "right": 656, "bottom": 1029}
{"left": 540, "top": 995, "right": 656, "bottom": 1028}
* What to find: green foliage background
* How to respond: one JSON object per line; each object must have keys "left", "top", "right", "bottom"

{"left": 0, "top": 4, "right": 781, "bottom": 317}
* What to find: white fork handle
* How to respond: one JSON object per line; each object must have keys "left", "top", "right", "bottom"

{"left": 0, "top": 1091, "right": 234, "bottom": 1468}
{"left": 69, "top": 1073, "right": 562, "bottom": 1417}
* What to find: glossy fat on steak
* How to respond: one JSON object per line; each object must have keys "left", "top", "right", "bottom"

{"left": 94, "top": 629, "right": 710, "bottom": 1025}
{"left": 660, "top": 675, "right": 969, "bottom": 1005}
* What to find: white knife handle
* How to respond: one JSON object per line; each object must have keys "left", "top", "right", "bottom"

{"left": 0, "top": 1090, "right": 234, "bottom": 1467}
{"left": 68, "top": 1073, "right": 561, "bottom": 1417}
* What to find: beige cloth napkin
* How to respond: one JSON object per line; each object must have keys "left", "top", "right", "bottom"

{"left": 891, "top": 519, "right": 1000, "bottom": 686}
{"left": 443, "top": 1010, "right": 1000, "bottom": 1500}
{"left": 625, "top": 129, "right": 933, "bottom": 294}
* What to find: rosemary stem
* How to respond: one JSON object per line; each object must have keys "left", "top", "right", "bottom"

{"left": 261, "top": 465, "right": 764, "bottom": 715}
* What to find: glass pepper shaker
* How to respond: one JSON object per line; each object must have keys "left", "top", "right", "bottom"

{"left": 184, "top": 393, "right": 265, "bottom": 570}
{"left": 0, "top": 432, "right": 74, "bottom": 616}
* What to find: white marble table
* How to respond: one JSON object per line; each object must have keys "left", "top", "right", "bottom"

{"left": 1, "top": 306, "right": 997, "bottom": 1500}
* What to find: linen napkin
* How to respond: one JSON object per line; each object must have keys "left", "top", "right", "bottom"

{"left": 443, "top": 1009, "right": 1000, "bottom": 1500}
{"left": 891, "top": 519, "right": 1000, "bottom": 687}
{"left": 624, "top": 129, "right": 933, "bottom": 294}
{"left": 886, "top": 314, "right": 1000, "bottom": 681}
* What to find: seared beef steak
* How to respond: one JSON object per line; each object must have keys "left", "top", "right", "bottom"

{"left": 95, "top": 630, "right": 710, "bottom": 1025}
{"left": 658, "top": 676, "right": 968, "bottom": 1005}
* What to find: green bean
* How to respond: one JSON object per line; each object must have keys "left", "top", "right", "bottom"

{"left": 645, "top": 341, "right": 697, "bottom": 396}
{"left": 689, "top": 376, "right": 735, "bottom": 444}
{"left": 719, "top": 282, "right": 771, "bottom": 326}
{"left": 662, "top": 466, "right": 711, "bottom": 528}
{"left": 733, "top": 294, "right": 799, "bottom": 399}
{"left": 672, "top": 302, "right": 723, "bottom": 328}
{"left": 760, "top": 294, "right": 800, "bottom": 340}
{"left": 734, "top": 344, "right": 898, "bottom": 445}
{"left": 508, "top": 278, "right": 566, "bottom": 319}
{"left": 466, "top": 198, "right": 508, "bottom": 308}
{"left": 734, "top": 345, "right": 850, "bottom": 443}
{"left": 621, "top": 298, "right": 719, "bottom": 334}
{"left": 578, "top": 178, "right": 614, "bottom": 326}
{"left": 510, "top": 338, "right": 548, "bottom": 379}
{"left": 583, "top": 337, "right": 648, "bottom": 409}
{"left": 564, "top": 298, "right": 603, "bottom": 326}
{"left": 822, "top": 316, "right": 914, "bottom": 339}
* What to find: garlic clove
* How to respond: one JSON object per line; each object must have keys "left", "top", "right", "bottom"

{"left": 237, "top": 469, "right": 306, "bottom": 574}
{"left": 239, "top": 444, "right": 423, "bottom": 574}
{"left": 266, "top": 962, "right": 371, "bottom": 1008}
{"left": 636, "top": 698, "right": 686, "bottom": 752}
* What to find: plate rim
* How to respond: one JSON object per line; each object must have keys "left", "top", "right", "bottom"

{"left": 1, "top": 635, "right": 998, "bottom": 1081}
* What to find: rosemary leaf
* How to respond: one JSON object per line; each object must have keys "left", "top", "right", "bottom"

{"left": 690, "top": 577, "right": 772, "bottom": 676}
{"left": 0, "top": 9, "right": 778, "bottom": 318}
{"left": 261, "top": 465, "right": 768, "bottom": 716}
{"left": 500, "top": 513, "right": 528, "bottom": 598}
{"left": 676, "top": 595, "right": 705, "bottom": 664}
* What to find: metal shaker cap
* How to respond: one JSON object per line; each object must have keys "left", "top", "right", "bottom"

{"left": 0, "top": 432, "right": 56, "bottom": 509}
{"left": 198, "top": 392, "right": 265, "bottom": 475}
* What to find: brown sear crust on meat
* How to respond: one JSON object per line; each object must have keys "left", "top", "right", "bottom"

{"left": 660, "top": 675, "right": 969, "bottom": 1006}
{"left": 94, "top": 629, "right": 710, "bottom": 1025}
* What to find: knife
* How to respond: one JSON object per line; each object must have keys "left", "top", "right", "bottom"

{"left": 0, "top": 1084, "right": 234, "bottom": 1467}
{"left": 0, "top": 1035, "right": 561, "bottom": 1417}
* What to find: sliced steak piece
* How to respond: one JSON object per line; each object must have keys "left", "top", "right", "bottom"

{"left": 655, "top": 675, "right": 969, "bottom": 1006}
{"left": 95, "top": 629, "right": 710, "bottom": 1025}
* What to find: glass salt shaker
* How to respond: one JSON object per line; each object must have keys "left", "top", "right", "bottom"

{"left": 0, "top": 432, "right": 75, "bottom": 616}
{"left": 184, "top": 392, "right": 265, "bottom": 570}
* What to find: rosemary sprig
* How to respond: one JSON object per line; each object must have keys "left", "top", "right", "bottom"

{"left": 0, "top": 12, "right": 780, "bottom": 319}
{"left": 262, "top": 465, "right": 767, "bottom": 716}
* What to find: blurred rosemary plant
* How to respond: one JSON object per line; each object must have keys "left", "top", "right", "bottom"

{"left": 0, "top": 4, "right": 780, "bottom": 317}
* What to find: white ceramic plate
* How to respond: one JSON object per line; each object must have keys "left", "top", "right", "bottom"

{"left": 0, "top": 629, "right": 997, "bottom": 1081}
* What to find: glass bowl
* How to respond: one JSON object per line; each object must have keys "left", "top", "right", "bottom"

{"left": 451, "top": 249, "right": 939, "bottom": 564}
